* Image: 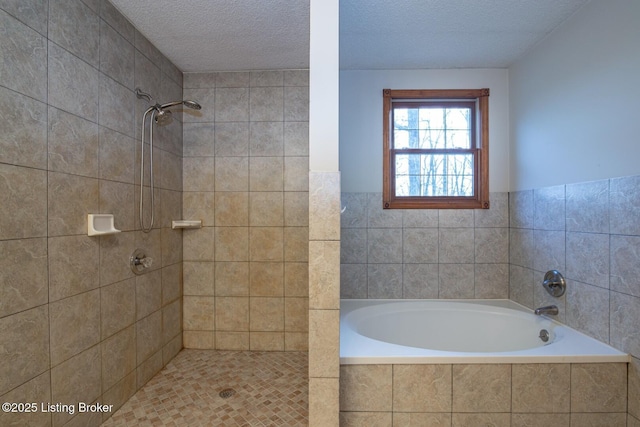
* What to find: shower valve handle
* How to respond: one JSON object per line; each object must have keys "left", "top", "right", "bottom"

{"left": 134, "top": 255, "right": 153, "bottom": 269}
{"left": 131, "top": 249, "right": 153, "bottom": 274}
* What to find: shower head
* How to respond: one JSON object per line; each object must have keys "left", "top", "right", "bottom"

{"left": 154, "top": 108, "right": 172, "bottom": 125}
{"left": 182, "top": 100, "right": 202, "bottom": 110}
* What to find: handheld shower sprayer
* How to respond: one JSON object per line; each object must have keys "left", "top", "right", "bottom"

{"left": 136, "top": 87, "right": 202, "bottom": 232}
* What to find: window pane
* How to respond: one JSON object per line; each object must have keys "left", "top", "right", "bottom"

{"left": 393, "top": 106, "right": 472, "bottom": 150}
{"left": 395, "top": 154, "right": 474, "bottom": 197}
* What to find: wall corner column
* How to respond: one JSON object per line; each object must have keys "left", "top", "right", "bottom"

{"left": 308, "top": 0, "right": 340, "bottom": 425}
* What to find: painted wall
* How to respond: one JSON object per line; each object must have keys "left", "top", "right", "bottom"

{"left": 340, "top": 69, "right": 510, "bottom": 193}
{"left": 509, "top": 0, "right": 640, "bottom": 191}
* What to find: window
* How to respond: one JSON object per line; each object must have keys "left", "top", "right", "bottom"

{"left": 383, "top": 88, "right": 490, "bottom": 209}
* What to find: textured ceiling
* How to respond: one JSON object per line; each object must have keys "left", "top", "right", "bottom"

{"left": 108, "top": 0, "right": 590, "bottom": 72}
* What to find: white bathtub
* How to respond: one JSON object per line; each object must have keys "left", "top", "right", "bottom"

{"left": 340, "top": 299, "right": 629, "bottom": 364}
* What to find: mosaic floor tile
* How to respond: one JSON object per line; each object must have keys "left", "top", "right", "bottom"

{"left": 101, "top": 350, "right": 308, "bottom": 426}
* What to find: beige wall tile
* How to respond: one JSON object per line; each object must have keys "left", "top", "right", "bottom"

{"left": 162, "top": 299, "right": 182, "bottom": 344}
{"left": 340, "top": 365, "right": 392, "bottom": 412}
{"left": 0, "top": 86, "right": 47, "bottom": 169}
{"left": 569, "top": 412, "right": 627, "bottom": 426}
{"left": 99, "top": 180, "right": 135, "bottom": 231}
{"left": 48, "top": 107, "right": 99, "bottom": 177}
{"left": 451, "top": 413, "right": 510, "bottom": 427}
{"left": 284, "top": 227, "right": 309, "bottom": 262}
{"left": 183, "top": 191, "right": 215, "bottom": 226}
{"left": 309, "top": 309, "right": 339, "bottom": 378}
{"left": 0, "top": 306, "right": 49, "bottom": 396}
{"left": 183, "top": 157, "right": 214, "bottom": 191}
{"left": 309, "top": 172, "right": 340, "bottom": 241}
{"left": 0, "top": 238, "right": 48, "bottom": 317}
{"left": 215, "top": 156, "right": 248, "bottom": 191}
{"left": 249, "top": 87, "right": 283, "bottom": 122}
{"left": 250, "top": 331, "right": 284, "bottom": 350}
{"left": 250, "top": 262, "right": 284, "bottom": 296}
{"left": 213, "top": 227, "right": 248, "bottom": 262}
{"left": 250, "top": 121, "right": 283, "bottom": 156}
{"left": 50, "top": 289, "right": 100, "bottom": 366}
{"left": 136, "top": 269, "right": 162, "bottom": 320}
{"left": 0, "top": 164, "right": 47, "bottom": 240}
{"left": 163, "top": 334, "right": 182, "bottom": 365}
{"left": 249, "top": 297, "right": 284, "bottom": 331}
{"left": 183, "top": 330, "right": 214, "bottom": 349}
{"left": 51, "top": 346, "right": 101, "bottom": 426}
{"left": 284, "top": 332, "right": 308, "bottom": 351}
{"left": 571, "top": 363, "right": 627, "bottom": 413}
{"left": 101, "top": 325, "right": 136, "bottom": 392}
{"left": 512, "top": 413, "right": 570, "bottom": 426}
{"left": 284, "top": 122, "right": 309, "bottom": 156}
{"left": 136, "top": 311, "right": 163, "bottom": 364}
{"left": 48, "top": 235, "right": 99, "bottom": 303}
{"left": 630, "top": 357, "right": 640, "bottom": 420}
{"left": 215, "top": 191, "right": 248, "bottom": 225}
{"left": 340, "top": 412, "right": 392, "bottom": 427}
{"left": 285, "top": 262, "right": 309, "bottom": 297}
{"left": 310, "top": 378, "right": 339, "bottom": 427}
{"left": 99, "top": 231, "right": 136, "bottom": 287}
{"left": 161, "top": 263, "right": 182, "bottom": 305}
{"left": 392, "top": 413, "right": 451, "bottom": 427}
{"left": 249, "top": 192, "right": 283, "bottom": 226}
{"left": 215, "top": 297, "right": 249, "bottom": 331}
{"left": 183, "top": 227, "right": 214, "bottom": 261}
{"left": 452, "top": 364, "right": 511, "bottom": 413}
{"left": 250, "top": 157, "right": 283, "bottom": 191}
{"left": 136, "top": 350, "right": 163, "bottom": 389}
{"left": 284, "top": 191, "right": 309, "bottom": 226}
{"left": 309, "top": 240, "right": 340, "bottom": 309}
{"left": 48, "top": 171, "right": 99, "bottom": 236}
{"left": 101, "top": 278, "right": 136, "bottom": 339}
{"left": 183, "top": 261, "right": 214, "bottom": 295}
{"left": 393, "top": 364, "right": 452, "bottom": 412}
{"left": 216, "top": 331, "right": 249, "bottom": 350}
{"left": 101, "top": 371, "right": 136, "bottom": 420}
{"left": 0, "top": 372, "right": 50, "bottom": 427}
{"left": 249, "top": 227, "right": 283, "bottom": 261}
{"left": 512, "top": 364, "right": 571, "bottom": 413}
{"left": 285, "top": 297, "right": 308, "bottom": 332}
{"left": 215, "top": 262, "right": 249, "bottom": 296}
{"left": 183, "top": 296, "right": 215, "bottom": 331}
{"left": 284, "top": 156, "right": 309, "bottom": 191}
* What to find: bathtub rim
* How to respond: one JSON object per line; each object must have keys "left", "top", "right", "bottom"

{"left": 340, "top": 299, "right": 629, "bottom": 365}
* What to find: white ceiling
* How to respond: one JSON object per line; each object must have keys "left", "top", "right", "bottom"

{"left": 108, "top": 0, "right": 590, "bottom": 72}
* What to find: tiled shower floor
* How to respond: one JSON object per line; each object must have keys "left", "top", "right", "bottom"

{"left": 101, "top": 350, "right": 308, "bottom": 426}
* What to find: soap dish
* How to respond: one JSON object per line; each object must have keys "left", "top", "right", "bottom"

{"left": 88, "top": 214, "right": 121, "bottom": 236}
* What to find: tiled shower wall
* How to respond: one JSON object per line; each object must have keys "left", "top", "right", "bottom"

{"left": 509, "top": 177, "right": 640, "bottom": 425}
{"left": 340, "top": 192, "right": 509, "bottom": 299}
{"left": 0, "top": 1, "right": 184, "bottom": 426}
{"left": 181, "top": 71, "right": 310, "bottom": 351}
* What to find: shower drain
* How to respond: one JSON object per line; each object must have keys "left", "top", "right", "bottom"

{"left": 218, "top": 388, "right": 236, "bottom": 399}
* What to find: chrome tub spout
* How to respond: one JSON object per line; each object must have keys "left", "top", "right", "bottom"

{"left": 534, "top": 305, "right": 559, "bottom": 316}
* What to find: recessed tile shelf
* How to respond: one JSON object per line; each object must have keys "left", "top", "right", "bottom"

{"left": 87, "top": 214, "right": 121, "bottom": 236}
{"left": 172, "top": 220, "right": 202, "bottom": 229}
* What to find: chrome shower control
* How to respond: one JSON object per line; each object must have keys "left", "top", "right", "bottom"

{"left": 130, "top": 249, "right": 153, "bottom": 274}
{"left": 542, "top": 270, "right": 566, "bottom": 297}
